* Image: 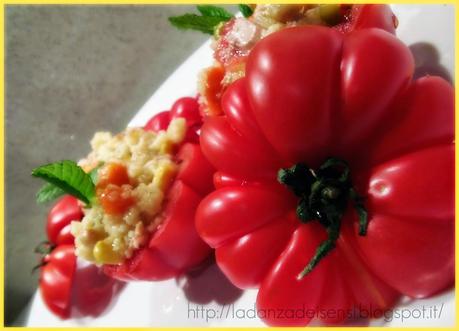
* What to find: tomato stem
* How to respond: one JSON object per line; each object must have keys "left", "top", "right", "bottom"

{"left": 32, "top": 240, "right": 55, "bottom": 274}
{"left": 34, "top": 240, "right": 55, "bottom": 255}
{"left": 278, "top": 157, "right": 368, "bottom": 278}
{"left": 31, "top": 261, "right": 47, "bottom": 274}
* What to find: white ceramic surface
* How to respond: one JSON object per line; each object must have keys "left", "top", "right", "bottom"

{"left": 25, "top": 4, "right": 455, "bottom": 327}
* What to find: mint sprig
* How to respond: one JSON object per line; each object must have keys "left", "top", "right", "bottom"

{"left": 238, "top": 4, "right": 253, "bottom": 18}
{"left": 169, "top": 5, "right": 234, "bottom": 35}
{"left": 32, "top": 160, "right": 96, "bottom": 206}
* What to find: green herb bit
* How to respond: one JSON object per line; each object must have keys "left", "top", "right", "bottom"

{"left": 238, "top": 4, "right": 254, "bottom": 18}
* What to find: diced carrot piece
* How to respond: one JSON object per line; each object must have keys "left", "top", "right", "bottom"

{"left": 98, "top": 163, "right": 130, "bottom": 188}
{"left": 98, "top": 184, "right": 135, "bottom": 215}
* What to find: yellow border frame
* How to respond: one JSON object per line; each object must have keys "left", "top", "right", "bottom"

{"left": 1, "top": 0, "right": 459, "bottom": 4}
{"left": 1, "top": 1, "right": 457, "bottom": 330}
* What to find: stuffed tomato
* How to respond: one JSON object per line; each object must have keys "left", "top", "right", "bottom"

{"left": 59, "top": 97, "right": 214, "bottom": 281}
{"left": 34, "top": 95, "right": 213, "bottom": 317}
{"left": 196, "top": 25, "right": 454, "bottom": 326}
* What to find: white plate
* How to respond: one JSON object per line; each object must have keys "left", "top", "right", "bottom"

{"left": 24, "top": 4, "right": 455, "bottom": 327}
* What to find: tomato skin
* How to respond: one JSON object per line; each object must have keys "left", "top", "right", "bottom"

{"left": 213, "top": 172, "right": 246, "bottom": 189}
{"left": 176, "top": 143, "right": 215, "bottom": 195}
{"left": 170, "top": 97, "right": 201, "bottom": 126}
{"left": 365, "top": 145, "right": 454, "bottom": 221}
{"left": 256, "top": 224, "right": 329, "bottom": 326}
{"left": 336, "top": 223, "right": 401, "bottom": 316}
{"left": 198, "top": 25, "right": 454, "bottom": 326}
{"left": 196, "top": 184, "right": 295, "bottom": 249}
{"left": 215, "top": 213, "right": 297, "bottom": 289}
{"left": 47, "top": 196, "right": 83, "bottom": 245}
{"left": 200, "top": 117, "right": 280, "bottom": 180}
{"left": 336, "top": 28, "right": 414, "bottom": 155}
{"left": 352, "top": 145, "right": 454, "bottom": 298}
{"left": 144, "top": 111, "right": 171, "bottom": 132}
{"left": 149, "top": 181, "right": 210, "bottom": 270}
{"left": 55, "top": 224, "right": 74, "bottom": 246}
{"left": 362, "top": 76, "right": 454, "bottom": 167}
{"left": 246, "top": 26, "right": 342, "bottom": 166}
{"left": 39, "top": 245, "right": 76, "bottom": 319}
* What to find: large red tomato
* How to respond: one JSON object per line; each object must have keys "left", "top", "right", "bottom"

{"left": 196, "top": 25, "right": 454, "bottom": 326}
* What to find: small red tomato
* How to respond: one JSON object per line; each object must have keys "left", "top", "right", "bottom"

{"left": 39, "top": 245, "right": 76, "bottom": 319}
{"left": 47, "top": 196, "right": 83, "bottom": 245}
{"left": 38, "top": 244, "right": 124, "bottom": 319}
{"left": 144, "top": 110, "right": 171, "bottom": 132}
{"left": 170, "top": 97, "right": 201, "bottom": 126}
{"left": 71, "top": 263, "right": 124, "bottom": 317}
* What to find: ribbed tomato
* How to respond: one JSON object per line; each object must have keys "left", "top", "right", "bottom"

{"left": 197, "top": 25, "right": 454, "bottom": 326}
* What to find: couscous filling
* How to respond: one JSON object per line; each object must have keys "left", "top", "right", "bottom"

{"left": 71, "top": 118, "right": 186, "bottom": 265}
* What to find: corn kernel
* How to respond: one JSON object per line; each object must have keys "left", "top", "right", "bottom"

{"left": 79, "top": 228, "right": 105, "bottom": 246}
{"left": 76, "top": 246, "right": 96, "bottom": 263}
{"left": 153, "top": 161, "right": 177, "bottom": 191}
{"left": 93, "top": 240, "right": 123, "bottom": 265}
{"left": 159, "top": 140, "right": 175, "bottom": 155}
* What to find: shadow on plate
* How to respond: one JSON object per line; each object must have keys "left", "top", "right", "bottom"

{"left": 178, "top": 254, "right": 243, "bottom": 305}
{"left": 409, "top": 42, "right": 452, "bottom": 83}
{"left": 70, "top": 263, "right": 126, "bottom": 318}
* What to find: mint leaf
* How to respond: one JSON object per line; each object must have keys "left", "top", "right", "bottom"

{"left": 32, "top": 160, "right": 95, "bottom": 205}
{"left": 197, "top": 5, "right": 233, "bottom": 20}
{"left": 169, "top": 14, "right": 228, "bottom": 35}
{"left": 36, "top": 183, "right": 65, "bottom": 204}
{"left": 238, "top": 4, "right": 253, "bottom": 18}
